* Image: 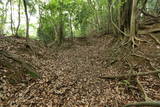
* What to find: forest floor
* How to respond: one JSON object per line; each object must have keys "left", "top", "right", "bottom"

{"left": 0, "top": 34, "right": 160, "bottom": 107}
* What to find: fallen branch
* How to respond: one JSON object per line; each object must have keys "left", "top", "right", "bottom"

{"left": 0, "top": 50, "right": 40, "bottom": 78}
{"left": 99, "top": 69, "right": 160, "bottom": 80}
{"left": 122, "top": 101, "right": 160, "bottom": 107}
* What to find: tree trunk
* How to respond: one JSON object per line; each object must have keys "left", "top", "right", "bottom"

{"left": 130, "top": 0, "right": 137, "bottom": 38}
{"left": 10, "top": 0, "right": 14, "bottom": 35}
{"left": 0, "top": 1, "right": 9, "bottom": 35}
{"left": 59, "top": 17, "right": 64, "bottom": 45}
{"left": 23, "top": 0, "right": 29, "bottom": 43}
{"left": 69, "top": 12, "right": 73, "bottom": 38}
{"left": 120, "top": 0, "right": 132, "bottom": 34}
{"left": 108, "top": 0, "right": 112, "bottom": 33}
{"left": 15, "top": 0, "right": 21, "bottom": 37}
{"left": 56, "top": 0, "right": 64, "bottom": 45}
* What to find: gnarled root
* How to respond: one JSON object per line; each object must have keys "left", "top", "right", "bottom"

{"left": 124, "top": 35, "right": 148, "bottom": 49}
{"left": 130, "top": 35, "right": 148, "bottom": 48}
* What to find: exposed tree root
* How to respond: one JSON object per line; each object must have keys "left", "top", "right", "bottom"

{"left": 135, "top": 36, "right": 149, "bottom": 43}
{"left": 122, "top": 101, "right": 160, "bottom": 107}
{"left": 121, "top": 37, "right": 134, "bottom": 48}
{"left": 131, "top": 36, "right": 138, "bottom": 48}
{"left": 132, "top": 53, "right": 151, "bottom": 61}
{"left": 123, "top": 33, "right": 150, "bottom": 49}
{"left": 132, "top": 53, "right": 158, "bottom": 70}
{"left": 130, "top": 35, "right": 149, "bottom": 48}
{"left": 136, "top": 76, "right": 152, "bottom": 101}
{"left": 99, "top": 69, "right": 160, "bottom": 80}
{"left": 149, "top": 33, "right": 160, "bottom": 45}
{"left": 138, "top": 28, "right": 160, "bottom": 35}
{"left": 123, "top": 36, "right": 142, "bottom": 48}
{"left": 0, "top": 50, "right": 40, "bottom": 78}
{"left": 25, "top": 43, "right": 36, "bottom": 56}
{"left": 138, "top": 23, "right": 160, "bottom": 34}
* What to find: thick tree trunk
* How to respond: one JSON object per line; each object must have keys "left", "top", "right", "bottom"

{"left": 130, "top": 0, "right": 137, "bottom": 37}
{"left": 120, "top": 0, "right": 132, "bottom": 34}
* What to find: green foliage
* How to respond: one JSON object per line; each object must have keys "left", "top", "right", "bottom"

{"left": 17, "top": 27, "right": 25, "bottom": 37}
{"left": 37, "top": 21, "right": 55, "bottom": 44}
{"left": 0, "top": 0, "right": 123, "bottom": 38}
{"left": 0, "top": 0, "right": 158, "bottom": 41}
{"left": 37, "top": 0, "right": 105, "bottom": 43}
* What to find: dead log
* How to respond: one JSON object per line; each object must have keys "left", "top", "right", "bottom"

{"left": 0, "top": 50, "right": 40, "bottom": 78}
{"left": 99, "top": 70, "right": 160, "bottom": 80}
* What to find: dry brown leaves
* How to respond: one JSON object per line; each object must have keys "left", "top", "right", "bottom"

{"left": 0, "top": 35, "right": 160, "bottom": 107}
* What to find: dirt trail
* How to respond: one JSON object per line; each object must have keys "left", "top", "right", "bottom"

{"left": 0, "top": 35, "right": 160, "bottom": 107}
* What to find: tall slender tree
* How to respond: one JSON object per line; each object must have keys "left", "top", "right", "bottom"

{"left": 15, "top": 0, "right": 21, "bottom": 37}
{"left": 23, "top": 0, "right": 29, "bottom": 43}
{"left": 10, "top": 0, "right": 14, "bottom": 35}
